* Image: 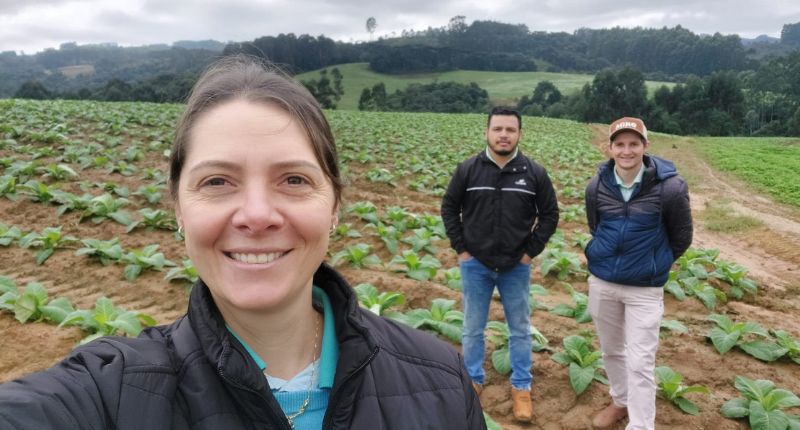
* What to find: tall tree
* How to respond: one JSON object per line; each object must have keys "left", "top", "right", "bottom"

{"left": 780, "top": 22, "right": 800, "bottom": 45}
{"left": 366, "top": 17, "right": 377, "bottom": 41}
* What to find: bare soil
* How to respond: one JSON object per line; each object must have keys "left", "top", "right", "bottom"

{"left": 1, "top": 126, "right": 799, "bottom": 429}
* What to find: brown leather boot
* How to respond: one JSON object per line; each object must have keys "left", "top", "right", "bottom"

{"left": 511, "top": 388, "right": 533, "bottom": 422}
{"left": 471, "top": 381, "right": 483, "bottom": 397}
{"left": 591, "top": 403, "right": 627, "bottom": 428}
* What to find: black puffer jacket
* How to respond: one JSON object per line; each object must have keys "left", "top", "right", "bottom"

{"left": 0, "top": 264, "right": 485, "bottom": 430}
{"left": 441, "top": 149, "right": 559, "bottom": 271}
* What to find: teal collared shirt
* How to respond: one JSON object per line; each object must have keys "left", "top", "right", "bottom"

{"left": 227, "top": 286, "right": 339, "bottom": 390}
{"left": 614, "top": 164, "right": 645, "bottom": 202}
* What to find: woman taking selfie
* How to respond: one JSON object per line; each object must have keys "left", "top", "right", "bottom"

{"left": 0, "top": 55, "right": 485, "bottom": 430}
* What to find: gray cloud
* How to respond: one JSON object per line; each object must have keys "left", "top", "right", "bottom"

{"left": 1, "top": 0, "right": 799, "bottom": 54}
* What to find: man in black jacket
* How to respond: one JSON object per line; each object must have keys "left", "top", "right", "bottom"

{"left": 441, "top": 106, "right": 559, "bottom": 422}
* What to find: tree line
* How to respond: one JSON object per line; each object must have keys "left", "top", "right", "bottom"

{"left": 356, "top": 51, "right": 800, "bottom": 136}
{"left": 5, "top": 18, "right": 800, "bottom": 135}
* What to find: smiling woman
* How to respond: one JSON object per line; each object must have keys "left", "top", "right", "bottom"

{"left": 0, "top": 55, "right": 485, "bottom": 430}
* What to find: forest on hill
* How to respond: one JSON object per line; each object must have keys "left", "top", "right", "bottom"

{"left": 4, "top": 17, "right": 800, "bottom": 136}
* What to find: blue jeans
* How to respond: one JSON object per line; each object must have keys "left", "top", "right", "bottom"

{"left": 460, "top": 257, "right": 532, "bottom": 390}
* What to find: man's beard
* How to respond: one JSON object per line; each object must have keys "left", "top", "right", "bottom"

{"left": 488, "top": 139, "right": 515, "bottom": 156}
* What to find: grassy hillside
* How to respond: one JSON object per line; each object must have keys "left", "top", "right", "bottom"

{"left": 691, "top": 136, "right": 800, "bottom": 207}
{"left": 296, "top": 63, "right": 676, "bottom": 111}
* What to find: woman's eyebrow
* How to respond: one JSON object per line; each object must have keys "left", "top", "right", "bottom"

{"left": 271, "top": 160, "right": 323, "bottom": 172}
{"left": 187, "top": 159, "right": 322, "bottom": 174}
{"left": 187, "top": 160, "right": 240, "bottom": 175}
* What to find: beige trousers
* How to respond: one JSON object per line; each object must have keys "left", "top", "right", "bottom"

{"left": 588, "top": 275, "right": 664, "bottom": 430}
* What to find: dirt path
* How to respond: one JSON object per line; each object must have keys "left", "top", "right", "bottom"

{"left": 640, "top": 130, "right": 800, "bottom": 292}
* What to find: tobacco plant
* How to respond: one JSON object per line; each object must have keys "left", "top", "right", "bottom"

{"left": 120, "top": 244, "right": 176, "bottom": 281}
{"left": 353, "top": 283, "right": 405, "bottom": 317}
{"left": 0, "top": 278, "right": 75, "bottom": 324}
{"left": 330, "top": 223, "right": 362, "bottom": 240}
{"left": 346, "top": 201, "right": 380, "bottom": 225}
{"left": 75, "top": 238, "right": 124, "bottom": 265}
{"left": 551, "top": 334, "right": 608, "bottom": 395}
{"left": 52, "top": 190, "right": 93, "bottom": 216}
{"left": 330, "top": 243, "right": 381, "bottom": 268}
{"left": 6, "top": 160, "right": 41, "bottom": 182}
{"left": 486, "top": 321, "right": 549, "bottom": 375}
{"left": 389, "top": 250, "right": 441, "bottom": 282}
{"left": 655, "top": 366, "right": 709, "bottom": 415}
{"left": 0, "top": 223, "right": 22, "bottom": 246}
{"left": 529, "top": 283, "right": 550, "bottom": 312}
{"left": 82, "top": 194, "right": 133, "bottom": 225}
{"left": 366, "top": 222, "right": 401, "bottom": 254}
{"left": 401, "top": 227, "right": 440, "bottom": 255}
{"left": 126, "top": 208, "right": 177, "bottom": 233}
{"left": 40, "top": 163, "right": 78, "bottom": 181}
{"left": 0, "top": 174, "right": 18, "bottom": 200}
{"left": 133, "top": 184, "right": 164, "bottom": 205}
{"left": 712, "top": 260, "right": 758, "bottom": 299}
{"left": 721, "top": 376, "right": 800, "bottom": 430}
{"left": 570, "top": 230, "right": 591, "bottom": 250}
{"left": 444, "top": 267, "right": 462, "bottom": 291}
{"left": 364, "top": 167, "right": 395, "bottom": 185}
{"left": 400, "top": 298, "right": 464, "bottom": 343}
{"left": 384, "top": 206, "right": 418, "bottom": 232}
{"left": 19, "top": 180, "right": 57, "bottom": 204}
{"left": 706, "top": 314, "right": 786, "bottom": 361}
{"left": 60, "top": 296, "right": 157, "bottom": 344}
{"left": 164, "top": 258, "right": 199, "bottom": 284}
{"left": 771, "top": 330, "right": 800, "bottom": 365}
{"left": 18, "top": 226, "right": 79, "bottom": 264}
{"left": 549, "top": 283, "right": 591, "bottom": 323}
{"left": 108, "top": 160, "right": 137, "bottom": 176}
{"left": 540, "top": 247, "right": 585, "bottom": 281}
{"left": 660, "top": 319, "right": 689, "bottom": 338}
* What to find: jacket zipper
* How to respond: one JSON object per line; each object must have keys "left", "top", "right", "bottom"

{"left": 322, "top": 346, "right": 380, "bottom": 429}
{"left": 218, "top": 366, "right": 293, "bottom": 430}
{"left": 612, "top": 200, "right": 629, "bottom": 279}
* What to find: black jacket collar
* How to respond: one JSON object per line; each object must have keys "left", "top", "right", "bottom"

{"left": 186, "top": 263, "right": 377, "bottom": 392}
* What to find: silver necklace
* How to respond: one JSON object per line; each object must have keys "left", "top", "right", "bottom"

{"left": 284, "top": 312, "right": 321, "bottom": 429}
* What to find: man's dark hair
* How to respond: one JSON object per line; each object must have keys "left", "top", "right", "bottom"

{"left": 487, "top": 106, "right": 522, "bottom": 129}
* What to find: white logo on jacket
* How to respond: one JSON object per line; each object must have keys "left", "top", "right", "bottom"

{"left": 515, "top": 179, "right": 526, "bottom": 186}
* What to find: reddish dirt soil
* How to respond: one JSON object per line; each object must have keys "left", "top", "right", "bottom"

{"left": 1, "top": 125, "right": 798, "bottom": 429}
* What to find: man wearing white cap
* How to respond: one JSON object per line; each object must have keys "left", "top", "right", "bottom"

{"left": 584, "top": 117, "right": 693, "bottom": 429}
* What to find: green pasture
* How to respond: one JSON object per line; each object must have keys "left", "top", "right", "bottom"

{"left": 296, "top": 63, "right": 675, "bottom": 111}
{"left": 692, "top": 136, "right": 800, "bottom": 207}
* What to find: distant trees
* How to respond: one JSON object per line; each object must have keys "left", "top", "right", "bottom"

{"left": 517, "top": 81, "right": 562, "bottom": 116}
{"left": 358, "top": 81, "right": 488, "bottom": 113}
{"left": 517, "top": 66, "right": 753, "bottom": 136}
{"left": 564, "top": 66, "right": 650, "bottom": 124}
{"left": 223, "top": 33, "right": 361, "bottom": 74}
{"left": 14, "top": 81, "right": 51, "bottom": 99}
{"left": 301, "top": 68, "right": 344, "bottom": 109}
{"left": 358, "top": 83, "right": 386, "bottom": 111}
{"left": 738, "top": 51, "right": 800, "bottom": 135}
{"left": 12, "top": 73, "right": 195, "bottom": 103}
{"left": 368, "top": 21, "right": 752, "bottom": 76}
{"left": 781, "top": 22, "right": 800, "bottom": 46}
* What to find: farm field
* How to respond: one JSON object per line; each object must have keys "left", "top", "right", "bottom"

{"left": 689, "top": 136, "right": 800, "bottom": 207}
{"left": 1, "top": 98, "right": 800, "bottom": 429}
{"left": 295, "top": 63, "right": 676, "bottom": 110}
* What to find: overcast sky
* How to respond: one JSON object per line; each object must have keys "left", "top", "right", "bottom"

{"left": 2, "top": 0, "right": 800, "bottom": 54}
